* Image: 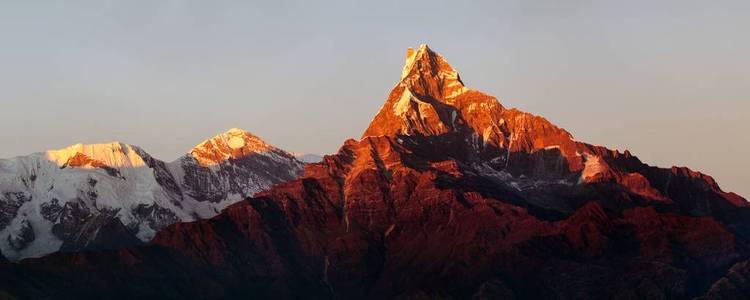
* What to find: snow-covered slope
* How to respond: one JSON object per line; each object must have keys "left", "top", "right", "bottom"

{"left": 0, "top": 129, "right": 304, "bottom": 260}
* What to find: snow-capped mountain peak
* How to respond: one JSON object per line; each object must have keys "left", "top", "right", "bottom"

{"left": 45, "top": 142, "right": 148, "bottom": 170}
{"left": 0, "top": 129, "right": 304, "bottom": 261}
{"left": 190, "top": 128, "right": 279, "bottom": 167}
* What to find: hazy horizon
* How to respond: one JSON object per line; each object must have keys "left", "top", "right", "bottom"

{"left": 1, "top": 1, "right": 747, "bottom": 197}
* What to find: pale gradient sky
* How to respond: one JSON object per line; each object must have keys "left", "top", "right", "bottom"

{"left": 1, "top": 1, "right": 748, "bottom": 197}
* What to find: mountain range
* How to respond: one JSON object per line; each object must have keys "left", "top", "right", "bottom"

{"left": 0, "top": 128, "right": 304, "bottom": 260}
{"left": 0, "top": 45, "right": 747, "bottom": 299}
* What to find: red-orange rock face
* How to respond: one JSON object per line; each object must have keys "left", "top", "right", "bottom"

{"left": 1, "top": 45, "right": 747, "bottom": 299}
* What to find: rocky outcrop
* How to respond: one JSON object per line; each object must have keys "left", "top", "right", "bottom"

{"left": 0, "top": 192, "right": 31, "bottom": 231}
{"left": 6, "top": 219, "right": 34, "bottom": 251}
{"left": 59, "top": 213, "right": 142, "bottom": 252}
{"left": 699, "top": 260, "right": 750, "bottom": 300}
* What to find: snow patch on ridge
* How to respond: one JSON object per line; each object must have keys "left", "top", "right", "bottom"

{"left": 393, "top": 88, "right": 414, "bottom": 115}
{"left": 401, "top": 46, "right": 420, "bottom": 79}
{"left": 579, "top": 154, "right": 608, "bottom": 183}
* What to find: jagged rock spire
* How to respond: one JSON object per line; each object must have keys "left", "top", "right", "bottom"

{"left": 362, "top": 45, "right": 591, "bottom": 173}
{"left": 363, "top": 44, "right": 503, "bottom": 140}
{"left": 399, "top": 44, "right": 466, "bottom": 100}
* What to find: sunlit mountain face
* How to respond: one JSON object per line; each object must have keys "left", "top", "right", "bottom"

{"left": 0, "top": 46, "right": 748, "bottom": 300}
{"left": 0, "top": 129, "right": 304, "bottom": 261}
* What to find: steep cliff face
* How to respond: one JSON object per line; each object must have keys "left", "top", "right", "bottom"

{"left": 0, "top": 129, "right": 304, "bottom": 260}
{"left": 0, "top": 45, "right": 747, "bottom": 299}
